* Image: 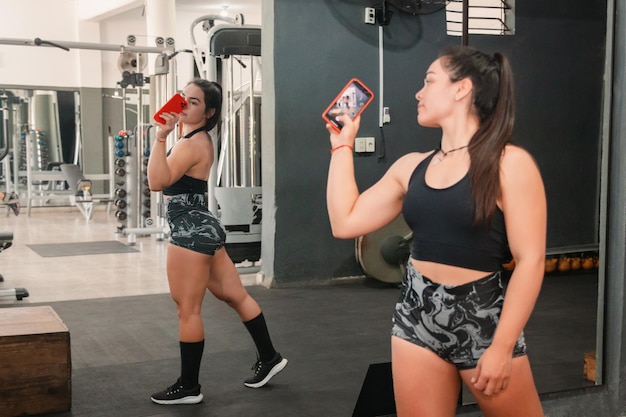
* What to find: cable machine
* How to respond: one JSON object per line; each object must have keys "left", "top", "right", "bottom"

{"left": 119, "top": 40, "right": 179, "bottom": 244}
{"left": 191, "top": 16, "right": 262, "bottom": 270}
{"left": 0, "top": 36, "right": 176, "bottom": 222}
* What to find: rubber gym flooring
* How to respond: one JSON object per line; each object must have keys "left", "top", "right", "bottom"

{"left": 27, "top": 241, "right": 139, "bottom": 257}
{"left": 21, "top": 270, "right": 596, "bottom": 417}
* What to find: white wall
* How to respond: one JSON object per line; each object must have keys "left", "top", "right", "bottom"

{"left": 0, "top": 0, "right": 261, "bottom": 90}
{"left": 0, "top": 0, "right": 87, "bottom": 87}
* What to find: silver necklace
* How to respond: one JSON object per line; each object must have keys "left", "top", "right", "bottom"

{"left": 433, "top": 144, "right": 469, "bottom": 165}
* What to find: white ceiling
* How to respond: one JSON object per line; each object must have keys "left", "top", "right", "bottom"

{"left": 175, "top": 0, "right": 261, "bottom": 16}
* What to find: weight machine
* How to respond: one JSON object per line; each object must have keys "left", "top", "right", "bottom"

{"left": 191, "top": 15, "right": 263, "bottom": 271}
{"left": 0, "top": 232, "right": 29, "bottom": 301}
{"left": 117, "top": 35, "right": 185, "bottom": 245}
{"left": 0, "top": 36, "right": 176, "bottom": 224}
{"left": 0, "top": 90, "right": 26, "bottom": 208}
{"left": 0, "top": 106, "right": 28, "bottom": 300}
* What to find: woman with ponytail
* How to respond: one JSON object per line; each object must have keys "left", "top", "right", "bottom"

{"left": 148, "top": 79, "right": 287, "bottom": 405}
{"left": 326, "top": 46, "right": 545, "bottom": 416}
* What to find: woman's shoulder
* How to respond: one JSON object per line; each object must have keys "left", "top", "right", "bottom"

{"left": 387, "top": 150, "right": 437, "bottom": 186}
{"left": 391, "top": 150, "right": 436, "bottom": 171}
{"left": 500, "top": 143, "right": 543, "bottom": 182}
{"left": 177, "top": 132, "right": 211, "bottom": 151}
{"left": 501, "top": 143, "right": 538, "bottom": 169}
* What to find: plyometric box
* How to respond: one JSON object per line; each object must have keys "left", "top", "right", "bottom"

{"left": 0, "top": 306, "right": 71, "bottom": 416}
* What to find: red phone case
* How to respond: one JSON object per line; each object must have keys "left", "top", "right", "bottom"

{"left": 322, "top": 78, "right": 374, "bottom": 132}
{"left": 153, "top": 93, "right": 187, "bottom": 124}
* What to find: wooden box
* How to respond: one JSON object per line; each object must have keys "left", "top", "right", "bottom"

{"left": 0, "top": 306, "right": 71, "bottom": 416}
{"left": 584, "top": 351, "right": 596, "bottom": 382}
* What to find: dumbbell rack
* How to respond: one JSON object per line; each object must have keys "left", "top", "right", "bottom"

{"left": 112, "top": 128, "right": 165, "bottom": 245}
{"left": 112, "top": 130, "right": 129, "bottom": 226}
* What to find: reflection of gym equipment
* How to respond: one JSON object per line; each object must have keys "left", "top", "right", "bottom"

{"left": 59, "top": 163, "right": 96, "bottom": 220}
{"left": 1, "top": 91, "right": 26, "bottom": 205}
{"left": 194, "top": 21, "right": 263, "bottom": 270}
{"left": 355, "top": 215, "right": 412, "bottom": 283}
{"left": 0, "top": 105, "right": 28, "bottom": 301}
{"left": 0, "top": 229, "right": 29, "bottom": 301}
{"left": 0, "top": 36, "right": 174, "bottom": 221}
{"left": 117, "top": 50, "right": 148, "bottom": 89}
{"left": 22, "top": 93, "right": 114, "bottom": 217}
{"left": 117, "top": 49, "right": 168, "bottom": 244}
{"left": 24, "top": 144, "right": 114, "bottom": 219}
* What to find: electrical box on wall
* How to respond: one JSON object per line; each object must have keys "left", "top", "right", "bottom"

{"left": 383, "top": 107, "right": 390, "bottom": 124}
{"left": 355, "top": 137, "right": 375, "bottom": 153}
{"left": 364, "top": 7, "right": 376, "bottom": 24}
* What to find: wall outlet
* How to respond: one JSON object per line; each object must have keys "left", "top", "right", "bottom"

{"left": 364, "top": 7, "right": 376, "bottom": 24}
{"left": 355, "top": 137, "right": 375, "bottom": 153}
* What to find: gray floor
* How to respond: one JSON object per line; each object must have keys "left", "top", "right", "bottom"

{"left": 28, "top": 284, "right": 399, "bottom": 417}
{"left": 0, "top": 206, "right": 599, "bottom": 416}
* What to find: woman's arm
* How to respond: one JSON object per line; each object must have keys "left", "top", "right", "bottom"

{"left": 147, "top": 112, "right": 197, "bottom": 191}
{"left": 326, "top": 115, "right": 419, "bottom": 239}
{"left": 494, "top": 145, "right": 547, "bottom": 354}
{"left": 471, "top": 144, "right": 547, "bottom": 395}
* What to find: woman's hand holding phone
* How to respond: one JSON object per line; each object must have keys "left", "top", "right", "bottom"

{"left": 322, "top": 78, "right": 373, "bottom": 132}
{"left": 327, "top": 114, "right": 360, "bottom": 151}
{"left": 153, "top": 93, "right": 187, "bottom": 124}
{"left": 154, "top": 112, "right": 179, "bottom": 141}
{"left": 323, "top": 78, "right": 371, "bottom": 154}
{"left": 153, "top": 93, "right": 186, "bottom": 141}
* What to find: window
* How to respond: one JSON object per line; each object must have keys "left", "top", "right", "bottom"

{"left": 446, "top": 0, "right": 514, "bottom": 36}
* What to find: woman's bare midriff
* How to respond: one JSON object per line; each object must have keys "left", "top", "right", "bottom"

{"left": 411, "top": 258, "right": 494, "bottom": 286}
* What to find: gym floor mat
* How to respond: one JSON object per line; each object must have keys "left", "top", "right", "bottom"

{"left": 27, "top": 241, "right": 139, "bottom": 257}
{"left": 31, "top": 274, "right": 596, "bottom": 417}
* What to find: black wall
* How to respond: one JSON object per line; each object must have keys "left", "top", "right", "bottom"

{"left": 270, "top": 0, "right": 607, "bottom": 285}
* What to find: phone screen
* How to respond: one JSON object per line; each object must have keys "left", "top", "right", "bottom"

{"left": 323, "top": 78, "right": 374, "bottom": 131}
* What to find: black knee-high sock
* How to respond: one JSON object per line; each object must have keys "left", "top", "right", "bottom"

{"left": 180, "top": 340, "right": 204, "bottom": 388}
{"left": 243, "top": 312, "right": 277, "bottom": 363}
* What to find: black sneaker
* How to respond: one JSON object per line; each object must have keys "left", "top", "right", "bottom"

{"left": 150, "top": 378, "right": 203, "bottom": 405}
{"left": 244, "top": 352, "right": 288, "bottom": 388}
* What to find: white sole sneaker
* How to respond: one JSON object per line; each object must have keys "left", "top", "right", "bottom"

{"left": 150, "top": 392, "right": 203, "bottom": 405}
{"left": 244, "top": 358, "right": 288, "bottom": 388}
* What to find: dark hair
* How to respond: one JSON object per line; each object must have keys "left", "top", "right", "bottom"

{"left": 186, "top": 79, "right": 222, "bottom": 131}
{"left": 439, "top": 45, "right": 515, "bottom": 225}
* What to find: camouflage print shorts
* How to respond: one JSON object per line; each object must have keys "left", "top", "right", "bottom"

{"left": 166, "top": 193, "right": 226, "bottom": 255}
{"left": 391, "top": 260, "right": 527, "bottom": 370}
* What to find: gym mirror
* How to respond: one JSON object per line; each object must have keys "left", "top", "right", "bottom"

{"left": 0, "top": 87, "right": 81, "bottom": 199}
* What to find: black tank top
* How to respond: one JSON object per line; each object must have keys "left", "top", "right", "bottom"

{"left": 401, "top": 151, "right": 508, "bottom": 272}
{"left": 162, "top": 127, "right": 209, "bottom": 196}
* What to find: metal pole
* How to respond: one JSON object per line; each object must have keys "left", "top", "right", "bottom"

{"left": 248, "top": 57, "right": 254, "bottom": 187}
{"left": 462, "top": 0, "right": 469, "bottom": 46}
{"left": 0, "top": 37, "right": 173, "bottom": 54}
{"left": 136, "top": 87, "right": 144, "bottom": 229}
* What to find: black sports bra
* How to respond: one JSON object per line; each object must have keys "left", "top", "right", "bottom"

{"left": 162, "top": 127, "right": 209, "bottom": 196}
{"left": 401, "top": 151, "right": 508, "bottom": 272}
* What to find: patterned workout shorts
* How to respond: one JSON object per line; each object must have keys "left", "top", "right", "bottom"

{"left": 166, "top": 193, "right": 226, "bottom": 255}
{"left": 391, "top": 260, "right": 526, "bottom": 370}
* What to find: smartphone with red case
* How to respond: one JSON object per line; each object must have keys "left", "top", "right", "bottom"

{"left": 153, "top": 93, "right": 187, "bottom": 124}
{"left": 322, "top": 78, "right": 374, "bottom": 132}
